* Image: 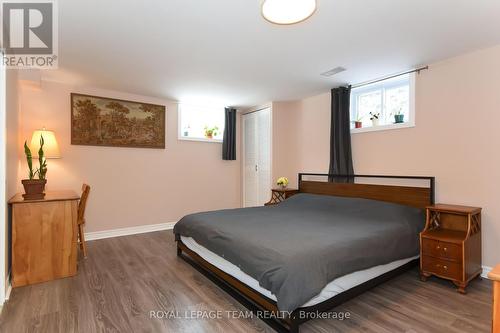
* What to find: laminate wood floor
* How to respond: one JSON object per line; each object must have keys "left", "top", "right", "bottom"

{"left": 0, "top": 231, "right": 492, "bottom": 333}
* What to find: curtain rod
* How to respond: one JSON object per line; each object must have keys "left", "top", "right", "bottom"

{"left": 348, "top": 66, "right": 429, "bottom": 89}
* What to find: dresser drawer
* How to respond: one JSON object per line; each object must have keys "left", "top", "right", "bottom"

{"left": 421, "top": 238, "right": 461, "bottom": 261}
{"left": 421, "top": 255, "right": 462, "bottom": 280}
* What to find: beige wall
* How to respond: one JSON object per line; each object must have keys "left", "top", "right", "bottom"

{"left": 18, "top": 81, "right": 241, "bottom": 233}
{"left": 272, "top": 45, "right": 500, "bottom": 267}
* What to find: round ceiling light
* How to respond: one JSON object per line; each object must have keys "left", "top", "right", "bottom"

{"left": 261, "top": 0, "right": 317, "bottom": 25}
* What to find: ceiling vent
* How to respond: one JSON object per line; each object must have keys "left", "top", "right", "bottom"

{"left": 321, "top": 67, "right": 346, "bottom": 77}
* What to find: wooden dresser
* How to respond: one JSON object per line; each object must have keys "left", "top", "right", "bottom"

{"left": 9, "top": 190, "right": 80, "bottom": 287}
{"left": 420, "top": 204, "right": 482, "bottom": 293}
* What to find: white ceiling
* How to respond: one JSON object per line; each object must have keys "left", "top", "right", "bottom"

{"left": 46, "top": 0, "right": 500, "bottom": 107}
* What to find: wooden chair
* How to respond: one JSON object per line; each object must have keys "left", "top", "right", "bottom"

{"left": 78, "top": 184, "right": 91, "bottom": 258}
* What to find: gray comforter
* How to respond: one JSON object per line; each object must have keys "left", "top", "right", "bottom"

{"left": 173, "top": 193, "right": 424, "bottom": 312}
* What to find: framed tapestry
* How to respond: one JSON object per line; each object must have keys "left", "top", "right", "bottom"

{"left": 71, "top": 93, "right": 166, "bottom": 149}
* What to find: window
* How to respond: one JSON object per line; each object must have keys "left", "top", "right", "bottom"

{"left": 350, "top": 73, "right": 415, "bottom": 133}
{"left": 178, "top": 104, "right": 225, "bottom": 142}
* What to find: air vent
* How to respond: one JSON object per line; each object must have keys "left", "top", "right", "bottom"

{"left": 321, "top": 67, "right": 346, "bottom": 77}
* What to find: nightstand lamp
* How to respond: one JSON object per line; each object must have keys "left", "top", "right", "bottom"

{"left": 29, "top": 127, "right": 61, "bottom": 158}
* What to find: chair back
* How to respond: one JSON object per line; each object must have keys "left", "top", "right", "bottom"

{"left": 78, "top": 184, "right": 91, "bottom": 225}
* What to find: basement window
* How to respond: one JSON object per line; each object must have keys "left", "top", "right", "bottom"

{"left": 350, "top": 73, "right": 415, "bottom": 133}
{"left": 178, "top": 104, "right": 225, "bottom": 142}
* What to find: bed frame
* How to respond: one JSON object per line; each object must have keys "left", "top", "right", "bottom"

{"left": 175, "top": 173, "right": 435, "bottom": 333}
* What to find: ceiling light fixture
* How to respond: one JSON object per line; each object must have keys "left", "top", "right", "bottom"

{"left": 261, "top": 0, "right": 317, "bottom": 25}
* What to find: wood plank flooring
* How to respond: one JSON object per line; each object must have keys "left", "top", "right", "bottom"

{"left": 0, "top": 231, "right": 492, "bottom": 333}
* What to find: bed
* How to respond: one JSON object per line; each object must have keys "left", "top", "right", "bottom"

{"left": 174, "top": 173, "right": 435, "bottom": 333}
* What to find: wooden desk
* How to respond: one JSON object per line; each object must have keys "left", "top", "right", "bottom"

{"left": 9, "top": 190, "right": 80, "bottom": 287}
{"left": 489, "top": 265, "right": 500, "bottom": 333}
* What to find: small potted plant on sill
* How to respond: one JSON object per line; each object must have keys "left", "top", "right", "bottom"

{"left": 22, "top": 135, "right": 48, "bottom": 200}
{"left": 369, "top": 112, "right": 380, "bottom": 126}
{"left": 204, "top": 126, "right": 219, "bottom": 139}
{"left": 276, "top": 177, "right": 289, "bottom": 189}
{"left": 353, "top": 115, "right": 363, "bottom": 128}
{"left": 392, "top": 108, "right": 405, "bottom": 123}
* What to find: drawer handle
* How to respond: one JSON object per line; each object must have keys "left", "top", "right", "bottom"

{"left": 435, "top": 264, "right": 448, "bottom": 270}
{"left": 436, "top": 245, "right": 440, "bottom": 250}
{"left": 443, "top": 247, "right": 447, "bottom": 252}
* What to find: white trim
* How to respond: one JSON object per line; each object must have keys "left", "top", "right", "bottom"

{"left": 85, "top": 222, "right": 177, "bottom": 241}
{"left": 350, "top": 122, "right": 415, "bottom": 134}
{"left": 482, "top": 265, "right": 492, "bottom": 279}
{"left": 4, "top": 279, "right": 11, "bottom": 301}
{"left": 178, "top": 136, "right": 222, "bottom": 144}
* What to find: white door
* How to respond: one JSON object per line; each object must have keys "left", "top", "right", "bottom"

{"left": 243, "top": 108, "right": 271, "bottom": 207}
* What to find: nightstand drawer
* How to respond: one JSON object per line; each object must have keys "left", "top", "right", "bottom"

{"left": 422, "top": 255, "right": 462, "bottom": 280}
{"left": 421, "top": 238, "right": 461, "bottom": 261}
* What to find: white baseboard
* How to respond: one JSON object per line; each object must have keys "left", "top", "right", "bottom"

{"left": 85, "top": 221, "right": 177, "bottom": 241}
{"left": 482, "top": 265, "right": 492, "bottom": 279}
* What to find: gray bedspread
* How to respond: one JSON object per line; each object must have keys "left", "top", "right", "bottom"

{"left": 173, "top": 193, "right": 424, "bottom": 312}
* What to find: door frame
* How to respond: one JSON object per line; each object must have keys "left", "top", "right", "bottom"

{"left": 241, "top": 105, "right": 273, "bottom": 207}
{"left": 0, "top": 49, "right": 7, "bottom": 303}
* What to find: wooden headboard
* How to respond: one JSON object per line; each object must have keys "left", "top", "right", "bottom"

{"left": 298, "top": 173, "right": 435, "bottom": 209}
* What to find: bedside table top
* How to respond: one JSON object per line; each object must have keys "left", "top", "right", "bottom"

{"left": 272, "top": 188, "right": 298, "bottom": 192}
{"left": 426, "top": 204, "right": 481, "bottom": 214}
{"left": 9, "top": 190, "right": 80, "bottom": 204}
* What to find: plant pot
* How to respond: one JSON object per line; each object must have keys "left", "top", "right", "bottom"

{"left": 205, "top": 133, "right": 213, "bottom": 139}
{"left": 371, "top": 118, "right": 379, "bottom": 127}
{"left": 278, "top": 184, "right": 287, "bottom": 190}
{"left": 394, "top": 114, "right": 404, "bottom": 123}
{"left": 354, "top": 121, "right": 362, "bottom": 128}
{"left": 22, "top": 179, "right": 47, "bottom": 200}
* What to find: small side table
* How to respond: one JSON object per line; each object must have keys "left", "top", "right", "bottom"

{"left": 9, "top": 190, "right": 80, "bottom": 287}
{"left": 420, "top": 204, "right": 482, "bottom": 293}
{"left": 265, "top": 188, "right": 299, "bottom": 206}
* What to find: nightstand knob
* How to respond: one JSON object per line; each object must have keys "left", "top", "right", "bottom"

{"left": 443, "top": 247, "right": 447, "bottom": 251}
{"left": 436, "top": 245, "right": 440, "bottom": 250}
{"left": 443, "top": 265, "right": 448, "bottom": 270}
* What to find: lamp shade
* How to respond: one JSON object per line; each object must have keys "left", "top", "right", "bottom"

{"left": 30, "top": 129, "right": 61, "bottom": 159}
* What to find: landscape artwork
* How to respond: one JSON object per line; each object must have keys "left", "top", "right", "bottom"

{"left": 71, "top": 93, "right": 165, "bottom": 148}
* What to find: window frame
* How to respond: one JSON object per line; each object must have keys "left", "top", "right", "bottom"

{"left": 350, "top": 73, "right": 416, "bottom": 134}
{"left": 177, "top": 103, "right": 225, "bottom": 143}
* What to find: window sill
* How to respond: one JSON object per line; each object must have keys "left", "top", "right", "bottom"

{"left": 178, "top": 136, "right": 223, "bottom": 143}
{"left": 350, "top": 122, "right": 415, "bottom": 134}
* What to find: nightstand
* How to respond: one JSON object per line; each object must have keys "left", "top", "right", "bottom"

{"left": 420, "top": 204, "right": 482, "bottom": 293}
{"left": 265, "top": 188, "right": 299, "bottom": 206}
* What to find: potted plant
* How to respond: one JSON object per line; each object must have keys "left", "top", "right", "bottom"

{"left": 369, "top": 112, "right": 380, "bottom": 126}
{"left": 392, "top": 108, "right": 405, "bottom": 123}
{"left": 21, "top": 135, "right": 48, "bottom": 200}
{"left": 204, "top": 126, "right": 219, "bottom": 139}
{"left": 353, "top": 115, "right": 363, "bottom": 128}
{"left": 276, "top": 177, "right": 289, "bottom": 189}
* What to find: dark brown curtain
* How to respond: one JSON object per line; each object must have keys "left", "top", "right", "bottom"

{"left": 222, "top": 107, "right": 237, "bottom": 160}
{"left": 328, "top": 87, "right": 354, "bottom": 182}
